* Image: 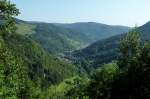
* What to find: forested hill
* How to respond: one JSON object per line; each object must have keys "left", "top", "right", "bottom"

{"left": 15, "top": 19, "right": 130, "bottom": 54}
{"left": 138, "top": 21, "right": 150, "bottom": 40}
{"left": 72, "top": 22, "right": 150, "bottom": 71}
{"left": 54, "top": 22, "right": 130, "bottom": 42}
{"left": 1, "top": 0, "right": 150, "bottom": 99}
{"left": 15, "top": 19, "right": 90, "bottom": 54}
{"left": 0, "top": 32, "right": 80, "bottom": 85}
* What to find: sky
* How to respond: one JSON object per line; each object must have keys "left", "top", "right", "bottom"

{"left": 10, "top": 0, "right": 150, "bottom": 27}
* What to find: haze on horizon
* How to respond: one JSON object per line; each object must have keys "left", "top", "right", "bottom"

{"left": 11, "top": 0, "right": 150, "bottom": 27}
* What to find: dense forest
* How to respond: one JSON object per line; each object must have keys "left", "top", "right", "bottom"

{"left": 0, "top": 0, "right": 150, "bottom": 99}
{"left": 71, "top": 22, "right": 150, "bottom": 71}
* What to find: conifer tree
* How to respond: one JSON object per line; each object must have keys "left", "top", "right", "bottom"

{"left": 118, "top": 28, "right": 140, "bottom": 68}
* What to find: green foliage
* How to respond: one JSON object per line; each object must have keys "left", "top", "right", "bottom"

{"left": 118, "top": 28, "right": 140, "bottom": 68}
{"left": 0, "top": 19, "right": 80, "bottom": 99}
{"left": 111, "top": 29, "right": 150, "bottom": 99}
{"left": 0, "top": 1, "right": 80, "bottom": 99}
{"left": 78, "top": 29, "right": 150, "bottom": 99}
{"left": 1, "top": 1, "right": 150, "bottom": 99}
{"left": 0, "top": 1, "right": 31, "bottom": 98}
{"left": 14, "top": 19, "right": 130, "bottom": 55}
{"left": 86, "top": 63, "right": 119, "bottom": 99}
{"left": 72, "top": 22, "right": 150, "bottom": 71}
{"left": 40, "top": 76, "right": 89, "bottom": 99}
{"left": 0, "top": 0, "right": 20, "bottom": 34}
{"left": 0, "top": 43, "right": 31, "bottom": 99}
{"left": 15, "top": 21, "right": 89, "bottom": 54}
{"left": 55, "top": 22, "right": 130, "bottom": 42}
{"left": 3, "top": 32, "right": 79, "bottom": 86}
{"left": 16, "top": 23, "right": 36, "bottom": 35}
{"left": 72, "top": 34, "right": 122, "bottom": 71}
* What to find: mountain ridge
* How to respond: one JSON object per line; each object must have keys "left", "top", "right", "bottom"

{"left": 15, "top": 18, "right": 130, "bottom": 55}
{"left": 71, "top": 21, "right": 150, "bottom": 71}
{"left": 54, "top": 22, "right": 130, "bottom": 42}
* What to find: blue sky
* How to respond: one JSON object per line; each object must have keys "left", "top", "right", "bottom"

{"left": 11, "top": 0, "right": 150, "bottom": 27}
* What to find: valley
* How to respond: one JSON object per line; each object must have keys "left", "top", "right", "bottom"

{"left": 0, "top": 0, "right": 150, "bottom": 99}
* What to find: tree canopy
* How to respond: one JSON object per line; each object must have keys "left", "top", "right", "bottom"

{"left": 0, "top": 0, "right": 19, "bottom": 34}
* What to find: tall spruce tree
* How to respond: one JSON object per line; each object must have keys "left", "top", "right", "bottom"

{"left": 118, "top": 28, "right": 140, "bottom": 68}
{"left": 111, "top": 29, "right": 150, "bottom": 99}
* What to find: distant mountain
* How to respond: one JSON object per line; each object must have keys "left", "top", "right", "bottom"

{"left": 138, "top": 21, "right": 150, "bottom": 40}
{"left": 15, "top": 19, "right": 130, "bottom": 54}
{"left": 72, "top": 21, "right": 150, "bottom": 71}
{"left": 54, "top": 22, "right": 130, "bottom": 42}
{"left": 15, "top": 20, "right": 90, "bottom": 54}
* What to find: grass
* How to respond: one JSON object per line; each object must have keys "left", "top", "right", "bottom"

{"left": 16, "top": 23, "right": 36, "bottom": 35}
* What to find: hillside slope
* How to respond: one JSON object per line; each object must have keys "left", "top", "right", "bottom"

{"left": 55, "top": 22, "right": 130, "bottom": 42}
{"left": 15, "top": 20, "right": 90, "bottom": 54}
{"left": 15, "top": 19, "right": 130, "bottom": 54}
{"left": 0, "top": 33, "right": 79, "bottom": 88}
{"left": 72, "top": 22, "right": 150, "bottom": 71}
